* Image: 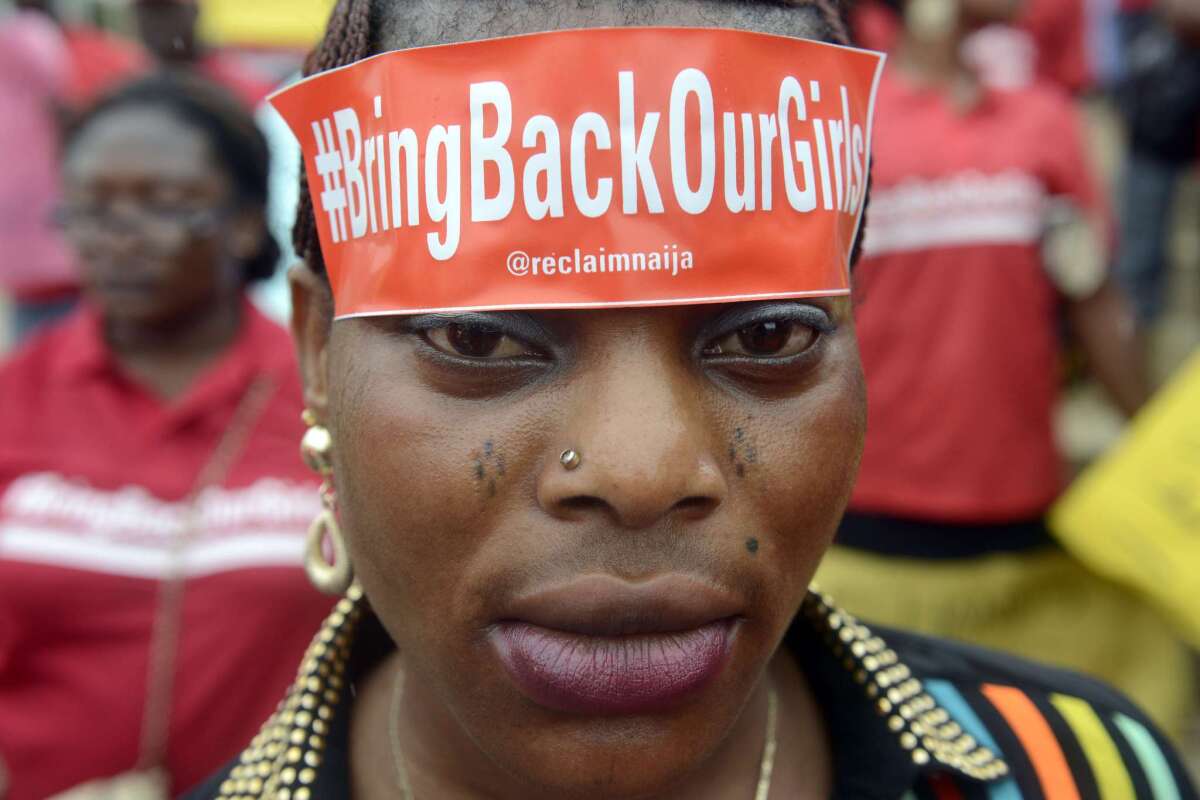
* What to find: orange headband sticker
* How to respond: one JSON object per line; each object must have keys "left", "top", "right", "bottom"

{"left": 269, "top": 28, "right": 886, "bottom": 318}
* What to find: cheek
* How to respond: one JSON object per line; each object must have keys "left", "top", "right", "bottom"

{"left": 326, "top": 332, "right": 551, "bottom": 641}
{"left": 747, "top": 360, "right": 866, "bottom": 589}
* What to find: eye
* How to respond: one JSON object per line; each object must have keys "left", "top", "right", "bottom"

{"left": 423, "top": 322, "right": 542, "bottom": 360}
{"left": 703, "top": 319, "right": 818, "bottom": 359}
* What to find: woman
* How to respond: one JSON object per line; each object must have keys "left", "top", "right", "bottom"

{"left": 192, "top": 1, "right": 1196, "bottom": 798}
{"left": 0, "top": 75, "right": 335, "bottom": 798}
{"left": 818, "top": 0, "right": 1194, "bottom": 741}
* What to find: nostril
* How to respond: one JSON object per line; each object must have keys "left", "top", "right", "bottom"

{"left": 560, "top": 496, "right": 610, "bottom": 514}
{"left": 673, "top": 495, "right": 719, "bottom": 519}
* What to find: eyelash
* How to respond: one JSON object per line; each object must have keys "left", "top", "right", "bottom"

{"left": 403, "top": 305, "right": 834, "bottom": 366}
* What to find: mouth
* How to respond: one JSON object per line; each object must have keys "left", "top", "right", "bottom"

{"left": 489, "top": 574, "right": 742, "bottom": 716}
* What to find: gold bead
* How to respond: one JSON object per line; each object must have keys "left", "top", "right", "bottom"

{"left": 300, "top": 424, "right": 334, "bottom": 475}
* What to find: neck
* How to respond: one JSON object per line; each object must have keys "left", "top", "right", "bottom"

{"left": 104, "top": 295, "right": 243, "bottom": 398}
{"left": 352, "top": 649, "right": 830, "bottom": 800}
{"left": 895, "top": 26, "right": 983, "bottom": 112}
{"left": 897, "top": 26, "right": 964, "bottom": 80}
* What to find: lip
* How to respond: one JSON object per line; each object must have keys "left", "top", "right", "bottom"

{"left": 490, "top": 574, "right": 742, "bottom": 715}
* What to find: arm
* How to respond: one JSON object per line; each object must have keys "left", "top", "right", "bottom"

{"left": 1066, "top": 278, "right": 1151, "bottom": 417}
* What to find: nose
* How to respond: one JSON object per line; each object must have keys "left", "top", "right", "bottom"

{"left": 537, "top": 352, "right": 728, "bottom": 530}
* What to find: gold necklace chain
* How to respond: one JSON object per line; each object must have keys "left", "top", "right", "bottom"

{"left": 389, "top": 667, "right": 779, "bottom": 800}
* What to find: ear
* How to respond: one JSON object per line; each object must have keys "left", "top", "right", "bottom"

{"left": 289, "top": 261, "right": 333, "bottom": 419}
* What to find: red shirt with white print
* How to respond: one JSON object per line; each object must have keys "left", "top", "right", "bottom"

{"left": 0, "top": 301, "right": 334, "bottom": 799}
{"left": 850, "top": 71, "right": 1104, "bottom": 523}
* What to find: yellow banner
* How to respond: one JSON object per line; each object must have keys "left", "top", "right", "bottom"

{"left": 1050, "top": 349, "right": 1200, "bottom": 647}
{"left": 198, "top": 0, "right": 336, "bottom": 48}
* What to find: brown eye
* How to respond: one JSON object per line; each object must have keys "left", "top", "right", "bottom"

{"left": 738, "top": 321, "right": 794, "bottom": 355}
{"left": 424, "top": 323, "right": 540, "bottom": 360}
{"left": 448, "top": 323, "right": 503, "bottom": 357}
{"left": 704, "top": 320, "right": 818, "bottom": 359}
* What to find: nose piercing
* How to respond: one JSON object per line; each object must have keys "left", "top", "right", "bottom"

{"left": 560, "top": 449, "right": 582, "bottom": 471}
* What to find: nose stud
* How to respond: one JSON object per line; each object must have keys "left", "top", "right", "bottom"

{"left": 559, "top": 448, "right": 582, "bottom": 471}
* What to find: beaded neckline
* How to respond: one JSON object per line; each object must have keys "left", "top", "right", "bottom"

{"left": 214, "top": 585, "right": 1007, "bottom": 799}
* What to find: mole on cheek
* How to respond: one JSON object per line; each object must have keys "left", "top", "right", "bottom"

{"left": 745, "top": 537, "right": 759, "bottom": 555}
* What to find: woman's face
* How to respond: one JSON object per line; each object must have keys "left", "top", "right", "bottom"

{"left": 295, "top": 280, "right": 866, "bottom": 795}
{"left": 62, "top": 107, "right": 246, "bottom": 328}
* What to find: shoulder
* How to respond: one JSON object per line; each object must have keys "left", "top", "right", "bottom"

{"left": 0, "top": 318, "right": 74, "bottom": 410}
{"left": 882, "top": 625, "right": 1198, "bottom": 799}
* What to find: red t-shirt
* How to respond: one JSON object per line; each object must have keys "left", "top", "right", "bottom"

{"left": 0, "top": 301, "right": 334, "bottom": 798}
{"left": 849, "top": 72, "right": 1103, "bottom": 523}
{"left": 61, "top": 25, "right": 148, "bottom": 109}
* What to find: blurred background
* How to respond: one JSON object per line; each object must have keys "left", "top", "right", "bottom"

{"left": 0, "top": 0, "right": 1195, "bottom": 796}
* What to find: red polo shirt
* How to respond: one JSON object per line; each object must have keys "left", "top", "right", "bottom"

{"left": 850, "top": 72, "right": 1103, "bottom": 523}
{"left": 0, "top": 301, "right": 334, "bottom": 798}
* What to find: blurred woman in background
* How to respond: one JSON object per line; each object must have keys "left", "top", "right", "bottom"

{"left": 820, "top": 0, "right": 1193, "bottom": 739}
{"left": 0, "top": 74, "right": 333, "bottom": 798}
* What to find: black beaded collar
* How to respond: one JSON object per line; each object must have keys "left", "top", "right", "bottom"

{"left": 211, "top": 585, "right": 1007, "bottom": 799}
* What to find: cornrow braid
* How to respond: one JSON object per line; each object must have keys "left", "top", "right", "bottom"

{"left": 293, "top": 0, "right": 373, "bottom": 274}
{"left": 808, "top": 0, "right": 852, "bottom": 44}
{"left": 292, "top": 0, "right": 858, "bottom": 279}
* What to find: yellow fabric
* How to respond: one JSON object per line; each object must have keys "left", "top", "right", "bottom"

{"left": 198, "top": 0, "right": 337, "bottom": 47}
{"left": 1050, "top": 349, "right": 1200, "bottom": 648}
{"left": 814, "top": 546, "right": 1195, "bottom": 741}
{"left": 1051, "top": 694, "right": 1137, "bottom": 800}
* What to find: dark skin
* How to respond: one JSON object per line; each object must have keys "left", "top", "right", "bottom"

{"left": 293, "top": 3, "right": 866, "bottom": 798}
{"left": 61, "top": 107, "right": 263, "bottom": 398}
{"left": 134, "top": 0, "right": 201, "bottom": 64}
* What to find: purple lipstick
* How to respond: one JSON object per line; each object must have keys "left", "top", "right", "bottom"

{"left": 490, "top": 574, "right": 740, "bottom": 715}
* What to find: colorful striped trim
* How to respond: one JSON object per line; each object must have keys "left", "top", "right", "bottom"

{"left": 1050, "top": 694, "right": 1136, "bottom": 800}
{"left": 1113, "top": 713, "right": 1182, "bottom": 800}
{"left": 926, "top": 680, "right": 1022, "bottom": 800}
{"left": 982, "top": 684, "right": 1082, "bottom": 799}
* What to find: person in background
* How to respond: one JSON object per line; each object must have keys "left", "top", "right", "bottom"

{"left": 817, "top": 0, "right": 1196, "bottom": 740}
{"left": 0, "top": 74, "right": 333, "bottom": 798}
{"left": 1113, "top": 0, "right": 1200, "bottom": 326}
{"left": 133, "top": 0, "right": 274, "bottom": 107}
{"left": 10, "top": 0, "right": 147, "bottom": 111}
{"left": 851, "top": 0, "right": 1095, "bottom": 94}
{"left": 0, "top": 0, "right": 76, "bottom": 343}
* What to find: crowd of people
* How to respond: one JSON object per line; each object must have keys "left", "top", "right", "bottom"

{"left": 0, "top": 0, "right": 1196, "bottom": 797}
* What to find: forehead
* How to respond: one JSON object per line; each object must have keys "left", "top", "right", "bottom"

{"left": 65, "top": 107, "right": 218, "bottom": 187}
{"left": 373, "top": 0, "right": 826, "bottom": 51}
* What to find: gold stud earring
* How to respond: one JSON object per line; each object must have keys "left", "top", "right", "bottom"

{"left": 300, "top": 410, "right": 354, "bottom": 595}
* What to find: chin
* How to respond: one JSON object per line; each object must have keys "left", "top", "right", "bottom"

{"left": 477, "top": 710, "right": 739, "bottom": 800}
{"left": 437, "top": 625, "right": 771, "bottom": 800}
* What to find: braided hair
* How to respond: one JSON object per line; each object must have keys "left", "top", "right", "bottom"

{"left": 293, "top": 0, "right": 860, "bottom": 278}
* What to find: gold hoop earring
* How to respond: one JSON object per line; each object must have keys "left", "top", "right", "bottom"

{"left": 300, "top": 411, "right": 354, "bottom": 595}
{"left": 305, "top": 484, "right": 354, "bottom": 595}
